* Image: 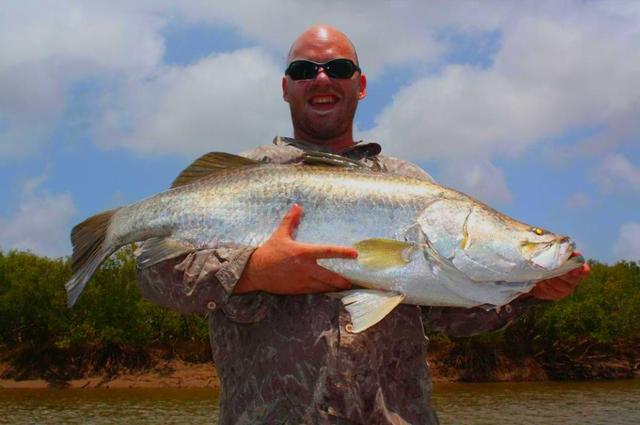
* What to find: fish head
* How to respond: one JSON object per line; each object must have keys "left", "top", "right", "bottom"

{"left": 417, "top": 196, "right": 583, "bottom": 282}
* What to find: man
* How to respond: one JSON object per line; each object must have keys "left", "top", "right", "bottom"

{"left": 137, "top": 25, "right": 589, "bottom": 424}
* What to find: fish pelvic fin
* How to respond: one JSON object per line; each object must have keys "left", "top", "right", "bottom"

{"left": 353, "top": 238, "right": 416, "bottom": 271}
{"left": 65, "top": 208, "right": 119, "bottom": 307}
{"left": 135, "top": 237, "right": 195, "bottom": 269}
{"left": 171, "top": 152, "right": 259, "bottom": 188}
{"left": 331, "top": 289, "right": 405, "bottom": 333}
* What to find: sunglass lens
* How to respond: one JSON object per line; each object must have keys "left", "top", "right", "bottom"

{"left": 287, "top": 61, "right": 318, "bottom": 80}
{"left": 326, "top": 59, "right": 356, "bottom": 78}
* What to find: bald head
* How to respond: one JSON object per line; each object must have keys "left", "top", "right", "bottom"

{"left": 282, "top": 24, "right": 366, "bottom": 151}
{"left": 287, "top": 24, "right": 359, "bottom": 65}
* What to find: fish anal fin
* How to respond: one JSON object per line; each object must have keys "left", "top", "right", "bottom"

{"left": 135, "top": 237, "right": 195, "bottom": 268}
{"left": 353, "top": 238, "right": 415, "bottom": 271}
{"left": 171, "top": 152, "right": 259, "bottom": 188}
{"left": 334, "top": 289, "right": 406, "bottom": 333}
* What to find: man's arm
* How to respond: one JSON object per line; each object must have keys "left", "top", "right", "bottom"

{"left": 235, "top": 203, "right": 357, "bottom": 295}
{"left": 424, "top": 255, "right": 590, "bottom": 337}
{"left": 136, "top": 144, "right": 360, "bottom": 321}
{"left": 137, "top": 204, "right": 357, "bottom": 321}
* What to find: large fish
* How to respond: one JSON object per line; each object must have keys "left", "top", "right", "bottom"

{"left": 65, "top": 152, "right": 583, "bottom": 332}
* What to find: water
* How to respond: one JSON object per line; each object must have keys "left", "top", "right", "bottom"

{"left": 1, "top": 380, "right": 638, "bottom": 424}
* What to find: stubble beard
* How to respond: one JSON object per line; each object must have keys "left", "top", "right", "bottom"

{"left": 290, "top": 102, "right": 357, "bottom": 143}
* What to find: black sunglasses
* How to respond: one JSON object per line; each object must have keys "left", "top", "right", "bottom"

{"left": 285, "top": 59, "right": 361, "bottom": 80}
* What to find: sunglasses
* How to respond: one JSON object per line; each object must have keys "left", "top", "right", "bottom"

{"left": 285, "top": 59, "right": 361, "bottom": 80}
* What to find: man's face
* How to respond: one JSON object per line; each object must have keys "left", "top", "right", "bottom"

{"left": 282, "top": 33, "right": 367, "bottom": 142}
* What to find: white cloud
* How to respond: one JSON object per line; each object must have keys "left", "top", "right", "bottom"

{"left": 0, "top": 192, "right": 76, "bottom": 258}
{"left": 94, "top": 48, "right": 290, "bottom": 155}
{"left": 170, "top": 1, "right": 495, "bottom": 77}
{"left": 613, "top": 222, "right": 640, "bottom": 262}
{"left": 2, "top": 0, "right": 639, "bottom": 164}
{"left": 593, "top": 154, "right": 640, "bottom": 192}
{"left": 366, "top": 5, "right": 640, "bottom": 162}
{"left": 565, "top": 192, "right": 590, "bottom": 209}
{"left": 0, "top": 0, "right": 165, "bottom": 157}
{"left": 438, "top": 158, "right": 512, "bottom": 204}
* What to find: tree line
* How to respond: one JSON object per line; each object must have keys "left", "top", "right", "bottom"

{"left": 0, "top": 248, "right": 638, "bottom": 381}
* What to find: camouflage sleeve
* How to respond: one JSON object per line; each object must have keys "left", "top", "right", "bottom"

{"left": 134, "top": 144, "right": 300, "bottom": 321}
{"left": 422, "top": 297, "right": 542, "bottom": 337}
{"left": 136, "top": 246, "right": 273, "bottom": 322}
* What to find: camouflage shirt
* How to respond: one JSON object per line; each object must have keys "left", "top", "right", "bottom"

{"left": 136, "top": 137, "right": 535, "bottom": 425}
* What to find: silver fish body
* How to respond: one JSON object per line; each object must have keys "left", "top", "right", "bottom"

{"left": 66, "top": 155, "right": 583, "bottom": 331}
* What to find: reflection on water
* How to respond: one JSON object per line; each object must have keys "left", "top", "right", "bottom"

{"left": 1, "top": 380, "right": 639, "bottom": 424}
{"left": 0, "top": 388, "right": 220, "bottom": 424}
{"left": 432, "top": 380, "right": 640, "bottom": 425}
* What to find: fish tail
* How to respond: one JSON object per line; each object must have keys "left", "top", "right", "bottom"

{"left": 65, "top": 208, "right": 120, "bottom": 307}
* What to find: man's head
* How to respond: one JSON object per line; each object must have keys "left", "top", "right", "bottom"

{"left": 283, "top": 25, "right": 366, "bottom": 150}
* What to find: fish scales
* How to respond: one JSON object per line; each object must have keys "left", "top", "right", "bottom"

{"left": 113, "top": 165, "right": 429, "bottom": 250}
{"left": 65, "top": 154, "right": 584, "bottom": 332}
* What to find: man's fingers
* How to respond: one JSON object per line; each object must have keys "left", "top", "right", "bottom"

{"left": 275, "top": 204, "right": 303, "bottom": 238}
{"left": 303, "top": 244, "right": 359, "bottom": 259}
{"left": 309, "top": 267, "right": 352, "bottom": 290}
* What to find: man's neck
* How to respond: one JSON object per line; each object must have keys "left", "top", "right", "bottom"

{"left": 293, "top": 130, "right": 355, "bottom": 153}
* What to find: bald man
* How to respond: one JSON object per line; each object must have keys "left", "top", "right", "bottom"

{"left": 137, "top": 25, "right": 589, "bottom": 425}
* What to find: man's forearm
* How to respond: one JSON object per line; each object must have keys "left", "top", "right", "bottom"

{"left": 423, "top": 296, "right": 542, "bottom": 338}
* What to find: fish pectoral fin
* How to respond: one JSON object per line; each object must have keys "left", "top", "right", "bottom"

{"left": 171, "top": 152, "right": 259, "bottom": 188}
{"left": 353, "top": 238, "right": 416, "bottom": 271}
{"left": 332, "top": 289, "right": 406, "bottom": 333}
{"left": 135, "top": 237, "right": 195, "bottom": 268}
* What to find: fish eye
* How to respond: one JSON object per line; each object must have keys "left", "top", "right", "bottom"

{"left": 531, "top": 227, "right": 544, "bottom": 236}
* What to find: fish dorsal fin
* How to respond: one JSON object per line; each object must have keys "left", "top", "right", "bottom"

{"left": 171, "top": 152, "right": 259, "bottom": 188}
{"left": 302, "top": 151, "right": 369, "bottom": 169}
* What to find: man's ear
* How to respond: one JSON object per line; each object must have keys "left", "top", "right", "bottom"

{"left": 282, "top": 76, "right": 290, "bottom": 102}
{"left": 358, "top": 73, "right": 367, "bottom": 100}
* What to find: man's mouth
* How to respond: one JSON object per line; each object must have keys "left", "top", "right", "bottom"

{"left": 309, "top": 95, "right": 339, "bottom": 107}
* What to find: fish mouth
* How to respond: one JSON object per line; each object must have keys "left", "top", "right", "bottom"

{"left": 528, "top": 236, "right": 576, "bottom": 270}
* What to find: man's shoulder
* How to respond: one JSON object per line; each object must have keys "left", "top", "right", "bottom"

{"left": 378, "top": 154, "right": 435, "bottom": 182}
{"left": 239, "top": 142, "right": 304, "bottom": 164}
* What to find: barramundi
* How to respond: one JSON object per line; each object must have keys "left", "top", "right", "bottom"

{"left": 65, "top": 152, "right": 584, "bottom": 332}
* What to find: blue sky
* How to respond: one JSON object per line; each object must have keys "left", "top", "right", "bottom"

{"left": 1, "top": 1, "right": 639, "bottom": 263}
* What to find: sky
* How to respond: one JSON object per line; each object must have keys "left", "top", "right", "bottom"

{"left": 0, "top": 0, "right": 639, "bottom": 263}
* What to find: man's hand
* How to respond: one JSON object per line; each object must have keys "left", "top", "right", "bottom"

{"left": 234, "top": 204, "right": 358, "bottom": 295}
{"left": 530, "top": 252, "right": 590, "bottom": 301}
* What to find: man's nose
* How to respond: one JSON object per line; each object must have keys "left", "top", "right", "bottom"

{"left": 313, "top": 67, "right": 331, "bottom": 84}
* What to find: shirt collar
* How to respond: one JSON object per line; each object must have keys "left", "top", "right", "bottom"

{"left": 272, "top": 136, "right": 382, "bottom": 161}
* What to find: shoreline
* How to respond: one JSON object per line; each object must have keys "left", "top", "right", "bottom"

{"left": 0, "top": 360, "right": 220, "bottom": 390}
{"left": 1, "top": 355, "right": 637, "bottom": 390}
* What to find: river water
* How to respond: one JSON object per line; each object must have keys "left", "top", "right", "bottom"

{"left": 1, "top": 380, "right": 638, "bottom": 424}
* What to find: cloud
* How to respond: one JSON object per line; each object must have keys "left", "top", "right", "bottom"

{"left": 592, "top": 154, "right": 640, "bottom": 192}
{"left": 94, "top": 47, "right": 290, "bottom": 155}
{"left": 0, "top": 191, "right": 76, "bottom": 258}
{"left": 0, "top": 0, "right": 165, "bottom": 157}
{"left": 565, "top": 192, "right": 590, "bottom": 209}
{"left": 365, "top": 6, "right": 640, "bottom": 162}
{"left": 613, "top": 222, "right": 640, "bottom": 262}
{"left": 170, "top": 1, "right": 497, "bottom": 77}
{"left": 437, "top": 158, "right": 512, "bottom": 204}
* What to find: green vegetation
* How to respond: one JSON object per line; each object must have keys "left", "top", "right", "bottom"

{"left": 433, "top": 260, "right": 640, "bottom": 380}
{"left": 0, "top": 248, "right": 208, "bottom": 380}
{"left": 0, "top": 250, "right": 638, "bottom": 381}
